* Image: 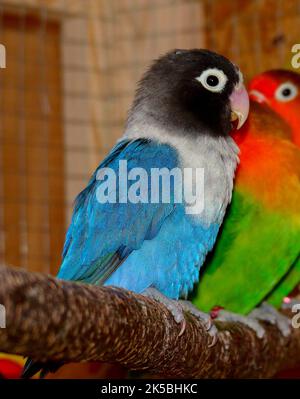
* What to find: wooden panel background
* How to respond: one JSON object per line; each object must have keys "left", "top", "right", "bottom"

{"left": 203, "top": 0, "right": 300, "bottom": 80}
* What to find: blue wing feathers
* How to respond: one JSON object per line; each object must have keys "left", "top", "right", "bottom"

{"left": 58, "top": 138, "right": 221, "bottom": 299}
{"left": 58, "top": 139, "right": 177, "bottom": 280}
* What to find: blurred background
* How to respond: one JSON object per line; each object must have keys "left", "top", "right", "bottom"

{"left": 0, "top": 0, "right": 299, "bottom": 378}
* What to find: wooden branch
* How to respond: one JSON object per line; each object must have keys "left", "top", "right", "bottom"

{"left": 0, "top": 264, "right": 299, "bottom": 378}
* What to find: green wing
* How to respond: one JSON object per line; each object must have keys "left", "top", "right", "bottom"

{"left": 266, "top": 257, "right": 300, "bottom": 307}
{"left": 192, "top": 190, "right": 300, "bottom": 315}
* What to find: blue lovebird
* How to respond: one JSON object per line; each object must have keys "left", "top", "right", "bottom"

{"left": 23, "top": 49, "right": 249, "bottom": 378}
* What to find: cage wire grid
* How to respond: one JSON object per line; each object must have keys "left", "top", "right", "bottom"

{"left": 0, "top": 0, "right": 298, "bottom": 275}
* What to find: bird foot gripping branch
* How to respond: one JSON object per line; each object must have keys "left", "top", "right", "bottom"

{"left": 215, "top": 309, "right": 266, "bottom": 339}
{"left": 143, "top": 288, "right": 218, "bottom": 346}
{"left": 250, "top": 302, "right": 291, "bottom": 337}
{"left": 211, "top": 302, "right": 292, "bottom": 341}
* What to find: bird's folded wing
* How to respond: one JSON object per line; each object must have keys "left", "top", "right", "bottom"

{"left": 194, "top": 189, "right": 300, "bottom": 314}
{"left": 58, "top": 138, "right": 178, "bottom": 284}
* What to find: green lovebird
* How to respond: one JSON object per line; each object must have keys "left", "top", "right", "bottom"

{"left": 193, "top": 101, "right": 300, "bottom": 315}
{"left": 248, "top": 70, "right": 300, "bottom": 307}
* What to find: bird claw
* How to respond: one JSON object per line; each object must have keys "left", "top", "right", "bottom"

{"left": 142, "top": 288, "right": 218, "bottom": 346}
{"left": 179, "top": 300, "right": 218, "bottom": 346}
{"left": 142, "top": 288, "right": 186, "bottom": 335}
{"left": 207, "top": 333, "right": 218, "bottom": 348}
{"left": 178, "top": 318, "right": 186, "bottom": 337}
{"left": 216, "top": 309, "right": 266, "bottom": 339}
{"left": 249, "top": 302, "right": 291, "bottom": 337}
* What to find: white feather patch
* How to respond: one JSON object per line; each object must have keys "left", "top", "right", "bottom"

{"left": 123, "top": 122, "right": 239, "bottom": 226}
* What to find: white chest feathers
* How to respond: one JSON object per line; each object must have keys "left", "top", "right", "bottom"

{"left": 173, "top": 134, "right": 239, "bottom": 225}
{"left": 123, "top": 126, "right": 240, "bottom": 226}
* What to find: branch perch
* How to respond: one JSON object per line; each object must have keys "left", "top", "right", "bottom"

{"left": 0, "top": 264, "right": 299, "bottom": 378}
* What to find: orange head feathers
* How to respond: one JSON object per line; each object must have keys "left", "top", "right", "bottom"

{"left": 249, "top": 70, "right": 300, "bottom": 147}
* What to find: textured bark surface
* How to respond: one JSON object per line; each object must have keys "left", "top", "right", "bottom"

{"left": 0, "top": 264, "right": 300, "bottom": 378}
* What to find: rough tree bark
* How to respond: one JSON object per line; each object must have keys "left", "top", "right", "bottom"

{"left": 0, "top": 264, "right": 299, "bottom": 378}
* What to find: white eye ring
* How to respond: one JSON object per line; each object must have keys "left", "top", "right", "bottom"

{"left": 196, "top": 68, "right": 228, "bottom": 93}
{"left": 275, "top": 82, "right": 298, "bottom": 102}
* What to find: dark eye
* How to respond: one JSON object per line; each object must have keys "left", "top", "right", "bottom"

{"left": 282, "top": 88, "right": 291, "bottom": 96}
{"left": 196, "top": 68, "right": 228, "bottom": 93}
{"left": 206, "top": 75, "right": 219, "bottom": 87}
{"left": 275, "top": 82, "right": 298, "bottom": 102}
